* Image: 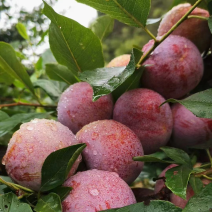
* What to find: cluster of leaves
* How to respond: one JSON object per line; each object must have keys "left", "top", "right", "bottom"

{"left": 0, "top": 0, "right": 212, "bottom": 211}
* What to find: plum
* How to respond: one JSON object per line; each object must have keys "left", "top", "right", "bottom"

{"left": 141, "top": 35, "right": 203, "bottom": 99}
{"left": 169, "top": 104, "right": 212, "bottom": 150}
{"left": 113, "top": 88, "right": 173, "bottom": 154}
{"left": 76, "top": 120, "right": 144, "bottom": 184}
{"left": 107, "top": 54, "right": 131, "bottom": 67}
{"left": 157, "top": 3, "right": 211, "bottom": 52}
{"left": 57, "top": 82, "right": 113, "bottom": 134}
{"left": 2, "top": 119, "right": 80, "bottom": 191}
{"left": 62, "top": 169, "right": 136, "bottom": 212}
{"left": 154, "top": 164, "right": 178, "bottom": 194}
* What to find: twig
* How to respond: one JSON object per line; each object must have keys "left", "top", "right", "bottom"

{"left": 136, "top": 0, "right": 204, "bottom": 68}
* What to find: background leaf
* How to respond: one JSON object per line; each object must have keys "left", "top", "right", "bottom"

{"left": 45, "top": 63, "right": 79, "bottom": 85}
{"left": 183, "top": 183, "right": 212, "bottom": 212}
{"left": 189, "top": 175, "right": 203, "bottom": 195}
{"left": 0, "top": 192, "right": 33, "bottom": 212}
{"left": 163, "top": 89, "right": 212, "bottom": 118}
{"left": 160, "top": 147, "right": 192, "bottom": 166}
{"left": 91, "top": 15, "right": 114, "bottom": 41}
{"left": 208, "top": 16, "right": 212, "bottom": 33}
{"left": 77, "top": 0, "right": 151, "bottom": 28}
{"left": 0, "top": 111, "right": 9, "bottom": 121}
{"left": 133, "top": 155, "right": 175, "bottom": 164}
{"left": 34, "top": 193, "right": 62, "bottom": 212}
{"left": 16, "top": 23, "right": 29, "bottom": 40}
{"left": 33, "top": 79, "right": 66, "bottom": 99}
{"left": 165, "top": 165, "right": 192, "bottom": 199}
{"left": 0, "top": 42, "right": 35, "bottom": 95}
{"left": 40, "top": 144, "right": 86, "bottom": 192}
{"left": 43, "top": 2, "right": 104, "bottom": 76}
{"left": 0, "top": 112, "right": 51, "bottom": 137}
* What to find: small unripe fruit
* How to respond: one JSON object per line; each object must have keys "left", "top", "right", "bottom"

{"left": 76, "top": 120, "right": 144, "bottom": 184}
{"left": 169, "top": 104, "right": 212, "bottom": 150}
{"left": 62, "top": 169, "right": 136, "bottom": 212}
{"left": 158, "top": 3, "right": 211, "bottom": 52}
{"left": 107, "top": 54, "right": 131, "bottom": 67}
{"left": 57, "top": 82, "right": 113, "bottom": 134}
{"left": 2, "top": 119, "right": 80, "bottom": 191}
{"left": 141, "top": 35, "right": 204, "bottom": 99}
{"left": 113, "top": 88, "right": 173, "bottom": 154}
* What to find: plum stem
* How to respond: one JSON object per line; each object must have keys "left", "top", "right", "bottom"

{"left": 206, "top": 148, "right": 212, "bottom": 167}
{"left": 136, "top": 0, "right": 204, "bottom": 68}
{"left": 188, "top": 15, "right": 209, "bottom": 21}
{"left": 0, "top": 102, "right": 57, "bottom": 108}
{"left": 194, "top": 168, "right": 212, "bottom": 177}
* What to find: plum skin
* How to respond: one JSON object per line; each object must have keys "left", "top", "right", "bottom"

{"left": 157, "top": 3, "right": 211, "bottom": 53}
{"left": 141, "top": 35, "right": 203, "bottom": 99}
{"left": 169, "top": 104, "right": 212, "bottom": 150}
{"left": 62, "top": 169, "right": 136, "bottom": 212}
{"left": 113, "top": 88, "right": 173, "bottom": 154}
{"left": 76, "top": 120, "right": 144, "bottom": 184}
{"left": 57, "top": 82, "right": 113, "bottom": 134}
{"left": 2, "top": 119, "right": 80, "bottom": 191}
{"left": 107, "top": 54, "right": 131, "bottom": 67}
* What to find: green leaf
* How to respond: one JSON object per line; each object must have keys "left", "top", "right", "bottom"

{"left": 91, "top": 15, "right": 114, "bottom": 41}
{"left": 0, "top": 42, "right": 35, "bottom": 95}
{"left": 208, "top": 16, "right": 212, "bottom": 33}
{"left": 0, "top": 63, "right": 14, "bottom": 85}
{"left": 16, "top": 23, "right": 29, "bottom": 40}
{"left": 43, "top": 1, "right": 104, "bottom": 76}
{"left": 165, "top": 165, "right": 193, "bottom": 199}
{"left": 40, "top": 144, "right": 86, "bottom": 192}
{"left": 0, "top": 192, "right": 32, "bottom": 212}
{"left": 77, "top": 0, "right": 151, "bottom": 28}
{"left": 79, "top": 49, "right": 139, "bottom": 101}
{"left": 183, "top": 183, "right": 212, "bottom": 212}
{"left": 102, "top": 200, "right": 182, "bottom": 212}
{"left": 35, "top": 193, "right": 62, "bottom": 212}
{"left": 35, "top": 57, "right": 43, "bottom": 71}
{"left": 15, "top": 51, "right": 27, "bottom": 60}
{"left": 189, "top": 175, "right": 203, "bottom": 195}
{"left": 162, "top": 89, "right": 212, "bottom": 118}
{"left": 160, "top": 147, "right": 192, "bottom": 166}
{"left": 37, "top": 29, "right": 49, "bottom": 46}
{"left": 0, "top": 111, "right": 9, "bottom": 121}
{"left": 50, "top": 186, "right": 72, "bottom": 201}
{"left": 0, "top": 112, "right": 51, "bottom": 137}
{"left": 45, "top": 63, "right": 79, "bottom": 85}
{"left": 190, "top": 140, "right": 212, "bottom": 149}
{"left": 133, "top": 155, "right": 175, "bottom": 164}
{"left": 33, "top": 79, "right": 63, "bottom": 99}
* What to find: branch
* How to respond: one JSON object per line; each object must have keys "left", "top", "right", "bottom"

{"left": 0, "top": 102, "right": 57, "bottom": 109}
{"left": 136, "top": 0, "right": 204, "bottom": 67}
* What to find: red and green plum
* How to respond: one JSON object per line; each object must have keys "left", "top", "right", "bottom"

{"left": 2, "top": 119, "right": 80, "bottom": 191}
{"left": 57, "top": 82, "right": 113, "bottom": 134}
{"left": 157, "top": 3, "right": 211, "bottom": 52}
{"left": 76, "top": 120, "right": 144, "bottom": 184}
{"left": 113, "top": 88, "right": 173, "bottom": 154}
{"left": 169, "top": 104, "right": 212, "bottom": 150}
{"left": 141, "top": 35, "right": 204, "bottom": 99}
{"left": 107, "top": 54, "right": 131, "bottom": 67}
{"left": 62, "top": 169, "right": 136, "bottom": 212}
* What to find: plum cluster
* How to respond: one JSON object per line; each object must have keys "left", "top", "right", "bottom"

{"left": 2, "top": 3, "right": 212, "bottom": 212}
